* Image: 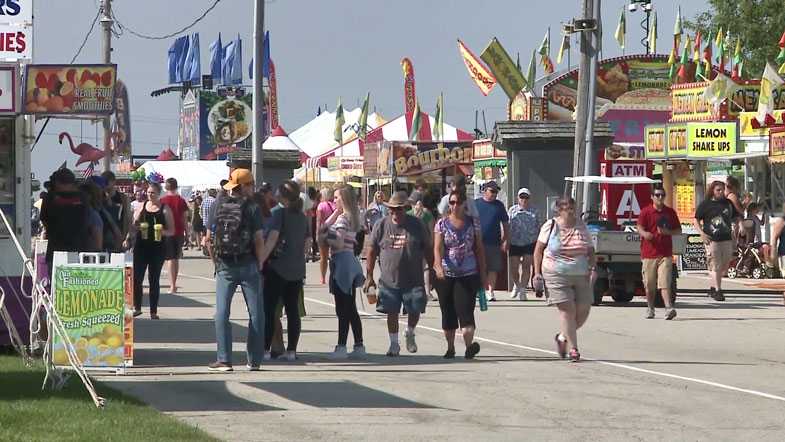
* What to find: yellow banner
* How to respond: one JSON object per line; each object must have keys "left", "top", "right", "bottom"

{"left": 671, "top": 84, "right": 712, "bottom": 122}
{"left": 738, "top": 110, "right": 785, "bottom": 137}
{"left": 667, "top": 124, "right": 688, "bottom": 157}
{"left": 480, "top": 38, "right": 526, "bottom": 100}
{"left": 770, "top": 128, "right": 785, "bottom": 162}
{"left": 644, "top": 126, "right": 666, "bottom": 158}
{"left": 458, "top": 39, "right": 496, "bottom": 96}
{"left": 686, "top": 122, "right": 737, "bottom": 158}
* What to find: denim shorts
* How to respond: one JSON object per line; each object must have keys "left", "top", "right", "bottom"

{"left": 376, "top": 282, "right": 427, "bottom": 315}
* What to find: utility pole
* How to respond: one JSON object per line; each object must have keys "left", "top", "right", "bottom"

{"left": 100, "top": 0, "right": 113, "bottom": 173}
{"left": 252, "top": 0, "right": 265, "bottom": 186}
{"left": 581, "top": 0, "right": 600, "bottom": 213}
{"left": 572, "top": 0, "right": 593, "bottom": 206}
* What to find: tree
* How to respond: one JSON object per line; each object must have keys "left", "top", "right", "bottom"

{"left": 685, "top": 0, "right": 785, "bottom": 78}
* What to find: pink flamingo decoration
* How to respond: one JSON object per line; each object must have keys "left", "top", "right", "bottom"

{"left": 59, "top": 132, "right": 106, "bottom": 167}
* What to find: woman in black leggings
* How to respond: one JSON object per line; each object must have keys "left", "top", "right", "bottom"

{"left": 323, "top": 185, "right": 365, "bottom": 359}
{"left": 129, "top": 182, "right": 175, "bottom": 319}
{"left": 262, "top": 180, "right": 309, "bottom": 361}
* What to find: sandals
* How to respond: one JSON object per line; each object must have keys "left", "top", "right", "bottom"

{"left": 569, "top": 348, "right": 581, "bottom": 362}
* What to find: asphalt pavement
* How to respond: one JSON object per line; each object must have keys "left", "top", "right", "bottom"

{"left": 97, "top": 250, "right": 785, "bottom": 441}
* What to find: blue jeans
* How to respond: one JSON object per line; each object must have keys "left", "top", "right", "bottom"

{"left": 215, "top": 261, "right": 265, "bottom": 365}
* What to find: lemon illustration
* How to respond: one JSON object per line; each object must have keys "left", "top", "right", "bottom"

{"left": 102, "top": 325, "right": 118, "bottom": 337}
{"left": 76, "top": 348, "right": 89, "bottom": 363}
{"left": 75, "top": 337, "right": 88, "bottom": 349}
{"left": 88, "top": 337, "right": 103, "bottom": 347}
{"left": 97, "top": 344, "right": 110, "bottom": 354}
{"left": 103, "top": 355, "right": 123, "bottom": 366}
{"left": 53, "top": 349, "right": 68, "bottom": 365}
{"left": 105, "top": 335, "right": 122, "bottom": 349}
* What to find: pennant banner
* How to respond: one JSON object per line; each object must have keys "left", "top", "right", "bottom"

{"left": 480, "top": 37, "right": 527, "bottom": 100}
{"left": 269, "top": 60, "right": 279, "bottom": 130}
{"left": 457, "top": 39, "right": 496, "bottom": 96}
{"left": 401, "top": 57, "right": 417, "bottom": 115}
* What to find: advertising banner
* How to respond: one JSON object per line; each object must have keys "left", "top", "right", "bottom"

{"left": 686, "top": 122, "right": 737, "bottom": 158}
{"left": 680, "top": 234, "right": 708, "bottom": 271}
{"left": 391, "top": 141, "right": 472, "bottom": 176}
{"left": 644, "top": 125, "right": 666, "bottom": 159}
{"left": 52, "top": 265, "right": 127, "bottom": 368}
{"left": 179, "top": 90, "right": 199, "bottom": 160}
{"left": 472, "top": 139, "right": 505, "bottom": 160}
{"left": 327, "top": 156, "right": 364, "bottom": 176}
{"left": 112, "top": 80, "right": 131, "bottom": 158}
{"left": 0, "top": 0, "right": 32, "bottom": 23}
{"left": 0, "top": 64, "right": 16, "bottom": 113}
{"left": 670, "top": 82, "right": 713, "bottom": 122}
{"left": 770, "top": 127, "right": 785, "bottom": 163}
{"left": 667, "top": 124, "right": 688, "bottom": 157}
{"left": 544, "top": 55, "right": 671, "bottom": 120}
{"left": 123, "top": 266, "right": 133, "bottom": 365}
{"left": 480, "top": 38, "right": 526, "bottom": 100}
{"left": 739, "top": 110, "right": 785, "bottom": 138}
{"left": 198, "top": 88, "right": 256, "bottom": 160}
{"left": 672, "top": 162, "right": 695, "bottom": 224}
{"left": 0, "top": 0, "right": 33, "bottom": 61}
{"left": 22, "top": 64, "right": 117, "bottom": 115}
{"left": 599, "top": 160, "right": 652, "bottom": 226}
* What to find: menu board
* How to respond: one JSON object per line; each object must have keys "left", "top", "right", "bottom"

{"left": 679, "top": 234, "right": 708, "bottom": 271}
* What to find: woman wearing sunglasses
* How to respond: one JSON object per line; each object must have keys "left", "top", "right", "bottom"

{"left": 433, "top": 191, "right": 487, "bottom": 359}
{"left": 532, "top": 197, "right": 595, "bottom": 362}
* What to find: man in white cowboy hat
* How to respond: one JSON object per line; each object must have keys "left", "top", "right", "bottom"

{"left": 365, "top": 191, "right": 434, "bottom": 356}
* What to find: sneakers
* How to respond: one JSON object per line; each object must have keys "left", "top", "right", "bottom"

{"left": 519, "top": 288, "right": 528, "bottom": 301}
{"left": 263, "top": 351, "right": 272, "bottom": 361}
{"left": 386, "top": 342, "right": 401, "bottom": 357}
{"left": 664, "top": 308, "right": 677, "bottom": 320}
{"left": 488, "top": 291, "right": 497, "bottom": 302}
{"left": 349, "top": 344, "right": 367, "bottom": 359}
{"left": 645, "top": 307, "right": 655, "bottom": 319}
{"left": 132, "top": 310, "right": 142, "bottom": 318}
{"left": 509, "top": 286, "right": 520, "bottom": 299}
{"left": 465, "top": 342, "right": 481, "bottom": 359}
{"left": 285, "top": 351, "right": 297, "bottom": 362}
{"left": 554, "top": 333, "right": 567, "bottom": 359}
{"left": 569, "top": 348, "right": 581, "bottom": 362}
{"left": 246, "top": 363, "right": 261, "bottom": 371}
{"left": 404, "top": 330, "right": 417, "bottom": 353}
{"left": 328, "top": 345, "right": 348, "bottom": 360}
{"left": 708, "top": 287, "right": 725, "bottom": 301}
{"left": 207, "top": 361, "right": 233, "bottom": 372}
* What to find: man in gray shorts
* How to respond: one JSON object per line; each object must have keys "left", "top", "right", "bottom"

{"left": 474, "top": 181, "right": 510, "bottom": 301}
{"left": 364, "top": 191, "right": 434, "bottom": 356}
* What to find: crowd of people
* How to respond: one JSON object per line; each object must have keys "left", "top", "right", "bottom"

{"left": 35, "top": 167, "right": 785, "bottom": 371}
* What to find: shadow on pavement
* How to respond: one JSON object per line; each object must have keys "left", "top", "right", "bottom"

{"left": 133, "top": 319, "right": 240, "bottom": 344}
{"left": 133, "top": 349, "right": 249, "bottom": 368}
{"left": 109, "top": 380, "right": 283, "bottom": 412}
{"left": 135, "top": 293, "right": 213, "bottom": 309}
{"left": 244, "top": 381, "right": 437, "bottom": 409}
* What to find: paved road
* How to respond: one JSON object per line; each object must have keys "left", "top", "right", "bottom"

{"left": 98, "top": 250, "right": 785, "bottom": 441}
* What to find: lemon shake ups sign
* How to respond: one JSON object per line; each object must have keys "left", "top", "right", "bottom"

{"left": 686, "top": 122, "right": 737, "bottom": 159}
{"left": 52, "top": 266, "right": 126, "bottom": 368}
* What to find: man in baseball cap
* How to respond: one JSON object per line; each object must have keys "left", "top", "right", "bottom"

{"left": 507, "top": 187, "right": 541, "bottom": 300}
{"left": 474, "top": 180, "right": 509, "bottom": 301}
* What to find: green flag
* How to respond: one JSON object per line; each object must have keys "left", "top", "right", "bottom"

{"left": 527, "top": 50, "right": 536, "bottom": 93}
{"left": 334, "top": 97, "right": 345, "bottom": 145}
{"left": 648, "top": 11, "right": 657, "bottom": 54}
{"left": 776, "top": 47, "right": 785, "bottom": 65}
{"left": 614, "top": 8, "right": 626, "bottom": 50}
{"left": 409, "top": 101, "right": 422, "bottom": 141}
{"left": 358, "top": 92, "right": 370, "bottom": 141}
{"left": 433, "top": 93, "right": 444, "bottom": 141}
{"left": 480, "top": 37, "right": 527, "bottom": 99}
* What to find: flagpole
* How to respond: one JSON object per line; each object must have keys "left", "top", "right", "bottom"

{"left": 252, "top": 0, "right": 265, "bottom": 186}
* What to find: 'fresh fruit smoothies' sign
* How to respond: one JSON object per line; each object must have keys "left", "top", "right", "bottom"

{"left": 52, "top": 265, "right": 127, "bottom": 368}
{"left": 22, "top": 64, "right": 117, "bottom": 115}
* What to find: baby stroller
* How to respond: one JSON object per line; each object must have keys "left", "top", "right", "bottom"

{"left": 727, "top": 241, "right": 774, "bottom": 279}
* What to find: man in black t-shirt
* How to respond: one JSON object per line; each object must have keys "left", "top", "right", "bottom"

{"left": 40, "top": 168, "right": 91, "bottom": 270}
{"left": 694, "top": 180, "right": 739, "bottom": 301}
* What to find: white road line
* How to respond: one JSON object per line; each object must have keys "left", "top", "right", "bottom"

{"left": 181, "top": 272, "right": 785, "bottom": 403}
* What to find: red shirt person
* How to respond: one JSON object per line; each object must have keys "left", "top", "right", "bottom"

{"left": 637, "top": 186, "right": 681, "bottom": 320}
{"left": 160, "top": 178, "right": 189, "bottom": 294}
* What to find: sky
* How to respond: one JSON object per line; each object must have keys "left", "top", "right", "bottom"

{"left": 31, "top": 0, "right": 710, "bottom": 182}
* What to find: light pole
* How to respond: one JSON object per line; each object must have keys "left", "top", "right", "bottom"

{"left": 628, "top": 0, "right": 653, "bottom": 54}
{"left": 252, "top": 0, "right": 265, "bottom": 186}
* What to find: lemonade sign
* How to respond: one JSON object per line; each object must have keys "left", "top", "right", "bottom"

{"left": 52, "top": 266, "right": 126, "bottom": 368}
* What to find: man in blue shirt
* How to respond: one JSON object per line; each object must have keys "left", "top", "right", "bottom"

{"left": 474, "top": 181, "right": 509, "bottom": 301}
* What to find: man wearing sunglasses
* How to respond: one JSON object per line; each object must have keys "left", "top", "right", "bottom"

{"left": 637, "top": 186, "right": 681, "bottom": 320}
{"left": 475, "top": 181, "right": 510, "bottom": 301}
{"left": 507, "top": 188, "right": 540, "bottom": 300}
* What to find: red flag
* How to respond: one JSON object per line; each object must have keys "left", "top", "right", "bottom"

{"left": 779, "top": 30, "right": 785, "bottom": 48}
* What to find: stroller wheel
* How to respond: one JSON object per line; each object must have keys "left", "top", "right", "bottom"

{"left": 751, "top": 267, "right": 765, "bottom": 279}
{"left": 727, "top": 267, "right": 738, "bottom": 279}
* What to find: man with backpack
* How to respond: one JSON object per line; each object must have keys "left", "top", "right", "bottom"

{"left": 206, "top": 169, "right": 268, "bottom": 372}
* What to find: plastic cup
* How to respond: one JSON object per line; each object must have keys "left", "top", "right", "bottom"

{"left": 139, "top": 222, "right": 149, "bottom": 240}
{"left": 154, "top": 224, "right": 163, "bottom": 242}
{"left": 365, "top": 286, "right": 377, "bottom": 305}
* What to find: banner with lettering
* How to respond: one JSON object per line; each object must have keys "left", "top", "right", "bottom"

{"left": 458, "top": 39, "right": 496, "bottom": 96}
{"left": 686, "top": 122, "right": 737, "bottom": 158}
{"left": 52, "top": 265, "right": 126, "bottom": 368}
{"left": 391, "top": 141, "right": 473, "bottom": 176}
{"left": 22, "top": 64, "right": 117, "bottom": 115}
{"left": 480, "top": 38, "right": 526, "bottom": 100}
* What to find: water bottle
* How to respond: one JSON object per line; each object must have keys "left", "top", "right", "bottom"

{"left": 477, "top": 288, "right": 489, "bottom": 312}
{"left": 533, "top": 274, "right": 545, "bottom": 298}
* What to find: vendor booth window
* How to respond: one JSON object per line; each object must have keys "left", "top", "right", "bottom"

{"left": 0, "top": 119, "right": 14, "bottom": 237}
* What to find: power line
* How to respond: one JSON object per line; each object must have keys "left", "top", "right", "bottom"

{"left": 112, "top": 0, "right": 222, "bottom": 40}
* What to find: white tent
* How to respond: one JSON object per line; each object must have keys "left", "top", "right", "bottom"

{"left": 289, "top": 108, "right": 384, "bottom": 158}
{"left": 263, "top": 126, "right": 302, "bottom": 151}
{"left": 139, "top": 160, "right": 230, "bottom": 192}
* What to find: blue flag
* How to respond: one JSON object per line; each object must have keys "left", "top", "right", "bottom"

{"left": 249, "top": 31, "right": 270, "bottom": 79}
{"left": 183, "top": 33, "right": 201, "bottom": 83}
{"left": 222, "top": 40, "right": 235, "bottom": 85}
{"left": 223, "top": 34, "right": 242, "bottom": 85}
{"left": 175, "top": 35, "right": 190, "bottom": 82}
{"left": 168, "top": 36, "right": 188, "bottom": 84}
{"left": 209, "top": 33, "right": 223, "bottom": 82}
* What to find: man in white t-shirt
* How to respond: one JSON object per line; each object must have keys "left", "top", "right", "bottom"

{"left": 437, "top": 174, "right": 478, "bottom": 217}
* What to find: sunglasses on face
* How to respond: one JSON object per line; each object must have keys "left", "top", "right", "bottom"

{"left": 449, "top": 200, "right": 461, "bottom": 205}
{"left": 653, "top": 193, "right": 666, "bottom": 198}
{"left": 518, "top": 195, "right": 529, "bottom": 199}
